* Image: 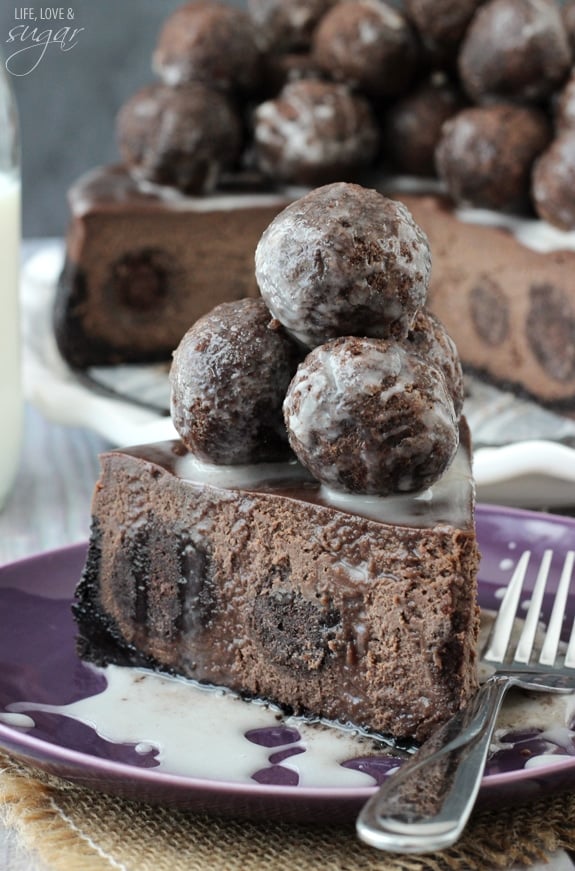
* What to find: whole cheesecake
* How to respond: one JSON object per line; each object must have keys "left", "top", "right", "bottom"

{"left": 399, "top": 190, "right": 575, "bottom": 412}
{"left": 55, "top": 167, "right": 575, "bottom": 413}
{"left": 53, "top": 0, "right": 575, "bottom": 417}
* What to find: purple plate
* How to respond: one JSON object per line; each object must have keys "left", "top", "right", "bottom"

{"left": 1, "top": 503, "right": 575, "bottom": 823}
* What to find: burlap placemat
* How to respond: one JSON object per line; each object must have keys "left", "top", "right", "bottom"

{"left": 1, "top": 751, "right": 575, "bottom": 871}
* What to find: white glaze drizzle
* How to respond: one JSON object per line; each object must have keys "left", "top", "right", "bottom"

{"left": 0, "top": 712, "right": 35, "bottom": 729}
{"left": 456, "top": 207, "right": 575, "bottom": 254}
{"left": 6, "top": 666, "right": 381, "bottom": 788}
{"left": 71, "top": 167, "right": 306, "bottom": 217}
{"left": 176, "top": 454, "right": 314, "bottom": 488}
{"left": 4, "top": 651, "right": 574, "bottom": 786}
{"left": 175, "top": 439, "right": 472, "bottom": 527}
{"left": 319, "top": 443, "right": 469, "bottom": 524}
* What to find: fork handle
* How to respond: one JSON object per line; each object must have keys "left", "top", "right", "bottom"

{"left": 356, "top": 675, "right": 510, "bottom": 853}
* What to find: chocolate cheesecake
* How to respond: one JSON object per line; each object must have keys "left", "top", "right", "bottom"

{"left": 399, "top": 191, "right": 575, "bottom": 412}
{"left": 54, "top": 166, "right": 292, "bottom": 367}
{"left": 53, "top": 0, "right": 575, "bottom": 417}
{"left": 73, "top": 423, "right": 479, "bottom": 744}
{"left": 55, "top": 168, "right": 575, "bottom": 413}
{"left": 72, "top": 182, "right": 480, "bottom": 745}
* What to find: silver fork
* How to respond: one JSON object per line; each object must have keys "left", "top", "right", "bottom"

{"left": 356, "top": 548, "right": 575, "bottom": 854}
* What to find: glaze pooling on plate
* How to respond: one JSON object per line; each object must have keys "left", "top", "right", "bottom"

{"left": 3, "top": 665, "right": 403, "bottom": 788}
{"left": 3, "top": 658, "right": 575, "bottom": 787}
{"left": 2, "top": 613, "right": 574, "bottom": 788}
{"left": 489, "top": 690, "right": 575, "bottom": 775}
{"left": 2, "top": 504, "right": 575, "bottom": 809}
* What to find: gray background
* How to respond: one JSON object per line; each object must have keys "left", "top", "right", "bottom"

{"left": 0, "top": 0, "right": 245, "bottom": 237}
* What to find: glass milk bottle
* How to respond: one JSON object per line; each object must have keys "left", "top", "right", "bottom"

{"left": 0, "top": 58, "right": 21, "bottom": 510}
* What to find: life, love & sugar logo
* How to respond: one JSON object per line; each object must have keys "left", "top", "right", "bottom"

{"left": 5, "top": 7, "right": 84, "bottom": 76}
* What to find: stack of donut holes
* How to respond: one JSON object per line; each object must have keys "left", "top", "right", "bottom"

{"left": 117, "top": 0, "right": 575, "bottom": 230}
{"left": 170, "top": 182, "right": 465, "bottom": 497}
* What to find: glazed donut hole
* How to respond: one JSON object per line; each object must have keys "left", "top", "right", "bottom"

{"left": 407, "top": 309, "right": 465, "bottom": 417}
{"left": 255, "top": 182, "right": 431, "bottom": 349}
{"left": 403, "top": 0, "right": 483, "bottom": 70}
{"left": 312, "top": 0, "right": 420, "bottom": 99}
{"left": 252, "top": 79, "right": 380, "bottom": 186}
{"left": 381, "top": 75, "right": 466, "bottom": 177}
{"left": 283, "top": 336, "right": 459, "bottom": 496}
{"left": 532, "top": 131, "right": 575, "bottom": 231}
{"left": 170, "top": 298, "right": 302, "bottom": 464}
{"left": 168, "top": 178, "right": 463, "bottom": 497}
{"left": 458, "top": 0, "right": 571, "bottom": 105}
{"left": 562, "top": 0, "right": 575, "bottom": 56}
{"left": 554, "top": 71, "right": 575, "bottom": 132}
{"left": 153, "top": 0, "right": 262, "bottom": 94}
{"left": 116, "top": 82, "right": 243, "bottom": 195}
{"left": 248, "top": 0, "right": 338, "bottom": 52}
{"left": 435, "top": 104, "right": 551, "bottom": 211}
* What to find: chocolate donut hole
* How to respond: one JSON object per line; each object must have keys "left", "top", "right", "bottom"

{"left": 403, "top": 0, "right": 482, "bottom": 70}
{"left": 283, "top": 336, "right": 459, "bottom": 496}
{"left": 108, "top": 249, "right": 172, "bottom": 313}
{"left": 469, "top": 277, "right": 510, "bottom": 348}
{"left": 253, "top": 589, "right": 341, "bottom": 672}
{"left": 253, "top": 79, "right": 379, "bottom": 186}
{"left": 532, "top": 132, "right": 575, "bottom": 230}
{"left": 435, "top": 104, "right": 550, "bottom": 211}
{"left": 255, "top": 182, "right": 431, "bottom": 348}
{"left": 116, "top": 82, "right": 243, "bottom": 195}
{"left": 313, "top": 0, "right": 420, "bottom": 98}
{"left": 458, "top": 0, "right": 571, "bottom": 105}
{"left": 526, "top": 283, "right": 575, "bottom": 383}
{"left": 170, "top": 299, "right": 302, "bottom": 464}
{"left": 382, "top": 75, "right": 466, "bottom": 177}
{"left": 248, "top": 0, "right": 338, "bottom": 52}
{"left": 153, "top": 0, "right": 261, "bottom": 94}
{"left": 407, "top": 309, "right": 465, "bottom": 416}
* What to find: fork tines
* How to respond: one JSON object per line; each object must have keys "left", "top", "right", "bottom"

{"left": 484, "top": 549, "right": 575, "bottom": 670}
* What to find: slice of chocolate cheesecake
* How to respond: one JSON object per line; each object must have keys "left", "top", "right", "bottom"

{"left": 73, "top": 420, "right": 479, "bottom": 745}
